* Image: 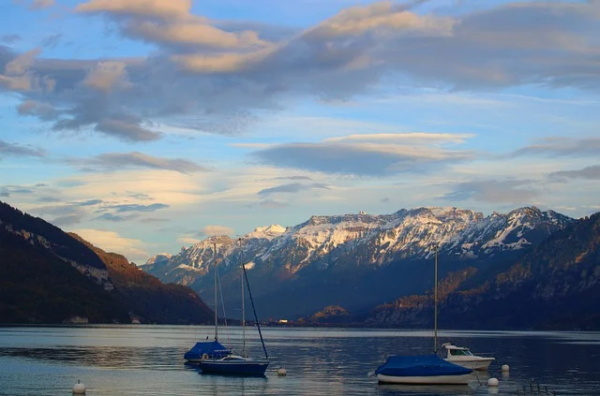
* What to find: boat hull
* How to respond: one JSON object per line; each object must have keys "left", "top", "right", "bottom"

{"left": 377, "top": 372, "right": 473, "bottom": 385}
{"left": 199, "top": 360, "right": 269, "bottom": 376}
{"left": 375, "top": 355, "right": 473, "bottom": 385}
{"left": 445, "top": 357, "right": 494, "bottom": 371}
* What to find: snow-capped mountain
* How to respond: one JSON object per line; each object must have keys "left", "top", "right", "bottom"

{"left": 142, "top": 206, "right": 574, "bottom": 319}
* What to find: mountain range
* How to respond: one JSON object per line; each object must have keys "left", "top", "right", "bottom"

{"left": 0, "top": 201, "right": 213, "bottom": 324}
{"left": 143, "top": 206, "right": 599, "bottom": 329}
{"left": 3, "top": 199, "right": 598, "bottom": 330}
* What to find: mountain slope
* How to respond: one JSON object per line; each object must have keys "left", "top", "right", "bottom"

{"left": 367, "top": 213, "right": 600, "bottom": 330}
{"left": 143, "top": 206, "right": 574, "bottom": 320}
{"left": 0, "top": 201, "right": 213, "bottom": 324}
{"left": 0, "top": 202, "right": 128, "bottom": 323}
{"left": 73, "top": 235, "right": 213, "bottom": 324}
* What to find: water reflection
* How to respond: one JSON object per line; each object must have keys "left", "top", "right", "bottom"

{"left": 0, "top": 346, "right": 183, "bottom": 370}
{"left": 377, "top": 383, "right": 474, "bottom": 395}
{"left": 0, "top": 327, "right": 599, "bottom": 396}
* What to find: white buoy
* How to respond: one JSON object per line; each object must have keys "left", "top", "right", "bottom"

{"left": 487, "top": 377, "right": 499, "bottom": 387}
{"left": 501, "top": 364, "right": 510, "bottom": 372}
{"left": 277, "top": 367, "right": 287, "bottom": 376}
{"left": 72, "top": 379, "right": 86, "bottom": 394}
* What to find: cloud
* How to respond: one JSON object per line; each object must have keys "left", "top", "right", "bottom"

{"left": 95, "top": 213, "right": 137, "bottom": 222}
{"left": 30, "top": 0, "right": 55, "bottom": 10}
{"left": 0, "top": 48, "right": 43, "bottom": 91}
{"left": 71, "top": 151, "right": 208, "bottom": 173}
{"left": 57, "top": 170, "right": 204, "bottom": 207}
{"left": 17, "top": 100, "right": 58, "bottom": 120}
{"left": 76, "top": 199, "right": 103, "bottom": 206}
{"left": 511, "top": 137, "right": 600, "bottom": 157}
{"left": 324, "top": 133, "right": 472, "bottom": 145}
{"left": 199, "top": 225, "right": 234, "bottom": 237}
{"left": 31, "top": 203, "right": 88, "bottom": 226}
{"left": 171, "top": 51, "right": 269, "bottom": 73}
{"left": 0, "top": 139, "right": 45, "bottom": 157}
{"left": 83, "top": 61, "right": 130, "bottom": 92}
{"left": 1, "top": 34, "right": 21, "bottom": 44}
{"left": 41, "top": 33, "right": 62, "bottom": 48}
{"left": 13, "top": 0, "right": 55, "bottom": 11}
{"left": 76, "top": 0, "right": 274, "bottom": 75}
{"left": 70, "top": 228, "right": 149, "bottom": 262}
{"left": 75, "top": 0, "right": 192, "bottom": 19}
{"left": 309, "top": 1, "right": 454, "bottom": 38}
{"left": 252, "top": 133, "right": 474, "bottom": 176}
{"left": 549, "top": 165, "right": 600, "bottom": 181}
{"left": 258, "top": 182, "right": 329, "bottom": 196}
{"left": 443, "top": 179, "right": 539, "bottom": 204}
{"left": 258, "top": 199, "right": 288, "bottom": 208}
{"left": 128, "top": 20, "right": 270, "bottom": 49}
{"left": 110, "top": 203, "right": 169, "bottom": 213}
{"left": 52, "top": 214, "right": 84, "bottom": 226}
{"left": 3, "top": 0, "right": 600, "bottom": 141}
{"left": 94, "top": 118, "right": 161, "bottom": 142}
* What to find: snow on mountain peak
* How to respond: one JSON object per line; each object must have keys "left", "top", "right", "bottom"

{"left": 245, "top": 224, "right": 287, "bottom": 240}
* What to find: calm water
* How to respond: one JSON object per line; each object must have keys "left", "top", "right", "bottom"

{"left": 0, "top": 326, "right": 599, "bottom": 396}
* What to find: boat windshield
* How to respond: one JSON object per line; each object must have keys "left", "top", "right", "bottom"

{"left": 450, "top": 349, "right": 474, "bottom": 356}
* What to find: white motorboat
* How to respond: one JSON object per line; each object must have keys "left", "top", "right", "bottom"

{"left": 442, "top": 342, "right": 495, "bottom": 371}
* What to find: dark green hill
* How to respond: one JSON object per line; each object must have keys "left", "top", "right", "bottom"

{"left": 0, "top": 227, "right": 129, "bottom": 324}
{"left": 73, "top": 234, "right": 214, "bottom": 324}
{"left": 0, "top": 201, "right": 213, "bottom": 325}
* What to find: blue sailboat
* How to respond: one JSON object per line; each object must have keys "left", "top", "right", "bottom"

{"left": 183, "top": 340, "right": 231, "bottom": 363}
{"left": 374, "top": 246, "right": 473, "bottom": 384}
{"left": 186, "top": 239, "right": 269, "bottom": 376}
{"left": 375, "top": 355, "right": 472, "bottom": 384}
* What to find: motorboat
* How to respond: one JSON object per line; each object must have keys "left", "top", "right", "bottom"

{"left": 375, "top": 355, "right": 473, "bottom": 384}
{"left": 441, "top": 343, "right": 495, "bottom": 371}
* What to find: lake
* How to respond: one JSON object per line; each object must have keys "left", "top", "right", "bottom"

{"left": 0, "top": 325, "right": 599, "bottom": 396}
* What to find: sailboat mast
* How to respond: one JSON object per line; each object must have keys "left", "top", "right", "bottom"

{"left": 214, "top": 242, "right": 218, "bottom": 341}
{"left": 434, "top": 244, "right": 438, "bottom": 353}
{"left": 239, "top": 239, "right": 269, "bottom": 361}
{"left": 239, "top": 238, "right": 246, "bottom": 357}
{"left": 213, "top": 243, "right": 219, "bottom": 341}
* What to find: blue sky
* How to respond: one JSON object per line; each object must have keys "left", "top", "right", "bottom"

{"left": 1, "top": 0, "right": 599, "bottom": 263}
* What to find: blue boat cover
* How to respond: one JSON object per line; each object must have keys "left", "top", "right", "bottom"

{"left": 375, "top": 355, "right": 472, "bottom": 377}
{"left": 184, "top": 341, "right": 231, "bottom": 361}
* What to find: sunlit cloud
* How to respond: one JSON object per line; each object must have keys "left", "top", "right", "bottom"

{"left": 308, "top": 1, "right": 455, "bottom": 38}
{"left": 200, "top": 225, "right": 234, "bottom": 236}
{"left": 512, "top": 137, "right": 600, "bottom": 158}
{"left": 75, "top": 0, "right": 192, "bottom": 19}
{"left": 549, "top": 165, "right": 600, "bottom": 181}
{"left": 70, "top": 228, "right": 149, "bottom": 263}
{"left": 69, "top": 152, "right": 208, "bottom": 173}
{"left": 442, "top": 179, "right": 539, "bottom": 204}
{"left": 258, "top": 182, "right": 329, "bottom": 196}
{"left": 0, "top": 139, "right": 45, "bottom": 157}
{"left": 252, "top": 133, "right": 474, "bottom": 176}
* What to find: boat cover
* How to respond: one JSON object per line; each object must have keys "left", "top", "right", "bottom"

{"left": 184, "top": 341, "right": 231, "bottom": 361}
{"left": 375, "top": 355, "right": 472, "bottom": 377}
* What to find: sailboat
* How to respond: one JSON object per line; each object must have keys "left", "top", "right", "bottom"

{"left": 196, "top": 239, "right": 269, "bottom": 376}
{"left": 374, "top": 245, "right": 473, "bottom": 384}
{"left": 184, "top": 243, "right": 232, "bottom": 364}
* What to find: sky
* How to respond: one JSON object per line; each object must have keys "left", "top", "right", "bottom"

{"left": 1, "top": 0, "right": 599, "bottom": 264}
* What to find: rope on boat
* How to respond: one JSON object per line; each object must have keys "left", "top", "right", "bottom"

{"left": 240, "top": 240, "right": 269, "bottom": 361}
